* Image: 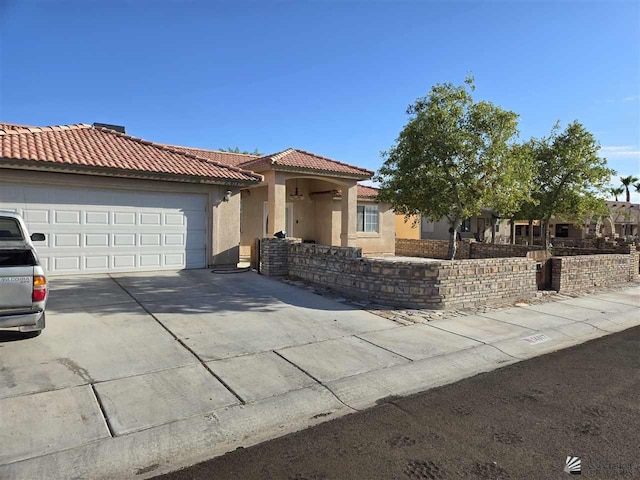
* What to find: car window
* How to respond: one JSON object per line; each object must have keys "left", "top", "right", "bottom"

{"left": 0, "top": 218, "right": 23, "bottom": 239}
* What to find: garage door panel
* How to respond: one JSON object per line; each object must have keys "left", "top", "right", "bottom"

{"left": 85, "top": 234, "right": 110, "bottom": 247}
{"left": 0, "top": 184, "right": 208, "bottom": 274}
{"left": 85, "top": 256, "right": 109, "bottom": 270}
{"left": 85, "top": 211, "right": 109, "bottom": 225}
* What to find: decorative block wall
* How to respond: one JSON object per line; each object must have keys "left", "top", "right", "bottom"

{"left": 262, "top": 240, "right": 537, "bottom": 309}
{"left": 551, "top": 251, "right": 639, "bottom": 293}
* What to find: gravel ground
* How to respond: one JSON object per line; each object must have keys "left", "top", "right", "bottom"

{"left": 156, "top": 326, "right": 640, "bottom": 480}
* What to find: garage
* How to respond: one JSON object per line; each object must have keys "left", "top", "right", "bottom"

{"left": 0, "top": 183, "right": 207, "bottom": 275}
{"left": 0, "top": 123, "right": 262, "bottom": 273}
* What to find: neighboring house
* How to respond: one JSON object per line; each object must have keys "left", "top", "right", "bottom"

{"left": 419, "top": 211, "right": 511, "bottom": 243}
{"left": 0, "top": 123, "right": 261, "bottom": 275}
{"left": 513, "top": 202, "right": 640, "bottom": 244}
{"left": 607, "top": 201, "right": 640, "bottom": 238}
{"left": 395, "top": 214, "right": 421, "bottom": 240}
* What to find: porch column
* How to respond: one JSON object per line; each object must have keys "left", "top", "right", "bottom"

{"left": 340, "top": 181, "right": 358, "bottom": 247}
{"left": 266, "top": 171, "right": 286, "bottom": 236}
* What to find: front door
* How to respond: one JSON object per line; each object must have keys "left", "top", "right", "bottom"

{"left": 263, "top": 202, "right": 293, "bottom": 238}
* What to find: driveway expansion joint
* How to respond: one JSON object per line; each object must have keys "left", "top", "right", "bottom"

{"left": 271, "top": 350, "right": 360, "bottom": 412}
{"left": 108, "top": 274, "right": 246, "bottom": 405}
{"left": 90, "top": 384, "right": 115, "bottom": 438}
{"left": 353, "top": 334, "right": 415, "bottom": 362}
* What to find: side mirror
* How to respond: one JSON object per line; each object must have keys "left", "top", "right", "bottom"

{"left": 30, "top": 233, "right": 46, "bottom": 242}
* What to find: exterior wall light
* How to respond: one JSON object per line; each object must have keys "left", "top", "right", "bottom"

{"left": 223, "top": 189, "right": 232, "bottom": 202}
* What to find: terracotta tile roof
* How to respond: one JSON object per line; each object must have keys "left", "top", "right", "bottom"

{"left": 0, "top": 124, "right": 262, "bottom": 184}
{"left": 0, "top": 122, "right": 38, "bottom": 132}
{"left": 239, "top": 148, "right": 373, "bottom": 178}
{"left": 164, "top": 145, "right": 259, "bottom": 167}
{"left": 356, "top": 184, "right": 379, "bottom": 198}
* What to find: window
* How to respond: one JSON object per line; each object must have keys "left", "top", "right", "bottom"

{"left": 357, "top": 205, "right": 378, "bottom": 232}
{"left": 422, "top": 220, "right": 435, "bottom": 233}
{"left": 0, "top": 218, "right": 22, "bottom": 239}
{"left": 460, "top": 218, "right": 471, "bottom": 232}
{"left": 555, "top": 224, "right": 569, "bottom": 238}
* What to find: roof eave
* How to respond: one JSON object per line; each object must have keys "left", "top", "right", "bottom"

{"left": 271, "top": 164, "right": 372, "bottom": 180}
{"left": 0, "top": 159, "right": 262, "bottom": 187}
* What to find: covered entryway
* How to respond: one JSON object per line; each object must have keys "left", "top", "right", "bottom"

{"left": 0, "top": 183, "right": 207, "bottom": 274}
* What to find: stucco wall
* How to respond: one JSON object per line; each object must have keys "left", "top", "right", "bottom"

{"left": 395, "top": 214, "right": 421, "bottom": 239}
{"left": 351, "top": 202, "right": 395, "bottom": 255}
{"left": 0, "top": 168, "right": 238, "bottom": 267}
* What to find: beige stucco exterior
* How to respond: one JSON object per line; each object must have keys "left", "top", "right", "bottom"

{"left": 395, "top": 214, "right": 421, "bottom": 239}
{"left": 0, "top": 168, "right": 242, "bottom": 266}
{"left": 240, "top": 175, "right": 395, "bottom": 257}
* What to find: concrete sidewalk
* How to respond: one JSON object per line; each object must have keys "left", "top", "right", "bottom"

{"left": 0, "top": 273, "right": 638, "bottom": 480}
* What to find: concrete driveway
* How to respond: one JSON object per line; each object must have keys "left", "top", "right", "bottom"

{"left": 1, "top": 270, "right": 638, "bottom": 479}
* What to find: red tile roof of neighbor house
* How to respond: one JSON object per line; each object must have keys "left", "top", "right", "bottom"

{"left": 239, "top": 148, "right": 374, "bottom": 177}
{"left": 164, "top": 145, "right": 259, "bottom": 167}
{"left": 0, "top": 124, "right": 262, "bottom": 183}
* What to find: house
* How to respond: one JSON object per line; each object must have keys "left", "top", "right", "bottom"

{"left": 167, "top": 146, "right": 395, "bottom": 257}
{"left": 512, "top": 202, "right": 640, "bottom": 244}
{"left": 0, "top": 122, "right": 395, "bottom": 275}
{"left": 607, "top": 201, "right": 640, "bottom": 239}
{"left": 417, "top": 211, "right": 512, "bottom": 243}
{"left": 0, "top": 123, "right": 262, "bottom": 274}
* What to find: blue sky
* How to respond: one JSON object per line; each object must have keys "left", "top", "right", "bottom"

{"left": 1, "top": 0, "right": 638, "bottom": 200}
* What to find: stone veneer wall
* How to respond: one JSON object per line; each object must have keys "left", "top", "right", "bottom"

{"left": 262, "top": 239, "right": 538, "bottom": 309}
{"left": 551, "top": 245, "right": 631, "bottom": 256}
{"left": 395, "top": 238, "right": 470, "bottom": 259}
{"left": 395, "top": 238, "right": 543, "bottom": 260}
{"left": 551, "top": 250, "right": 640, "bottom": 293}
{"left": 469, "top": 243, "right": 545, "bottom": 258}
{"left": 259, "top": 238, "right": 302, "bottom": 276}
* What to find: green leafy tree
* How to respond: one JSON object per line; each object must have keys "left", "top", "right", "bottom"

{"left": 620, "top": 175, "right": 639, "bottom": 202}
{"left": 610, "top": 187, "right": 624, "bottom": 202}
{"left": 375, "top": 77, "right": 530, "bottom": 259}
{"left": 523, "top": 121, "right": 614, "bottom": 247}
{"left": 218, "top": 146, "right": 262, "bottom": 156}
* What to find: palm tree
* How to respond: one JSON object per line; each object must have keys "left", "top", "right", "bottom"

{"left": 635, "top": 183, "right": 640, "bottom": 194}
{"left": 610, "top": 187, "right": 624, "bottom": 201}
{"left": 620, "top": 175, "right": 639, "bottom": 202}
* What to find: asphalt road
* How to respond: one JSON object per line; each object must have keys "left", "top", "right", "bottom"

{"left": 156, "top": 326, "right": 640, "bottom": 480}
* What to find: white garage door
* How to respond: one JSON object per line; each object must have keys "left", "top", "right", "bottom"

{"left": 0, "top": 183, "right": 207, "bottom": 275}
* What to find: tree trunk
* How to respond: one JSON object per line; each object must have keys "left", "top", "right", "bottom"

{"left": 490, "top": 216, "right": 497, "bottom": 244}
{"left": 542, "top": 218, "right": 550, "bottom": 248}
{"left": 448, "top": 218, "right": 461, "bottom": 260}
{"left": 528, "top": 219, "right": 533, "bottom": 246}
{"left": 510, "top": 218, "right": 515, "bottom": 244}
{"left": 626, "top": 187, "right": 631, "bottom": 203}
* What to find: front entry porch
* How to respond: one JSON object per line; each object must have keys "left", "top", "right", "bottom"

{"left": 240, "top": 174, "right": 359, "bottom": 257}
